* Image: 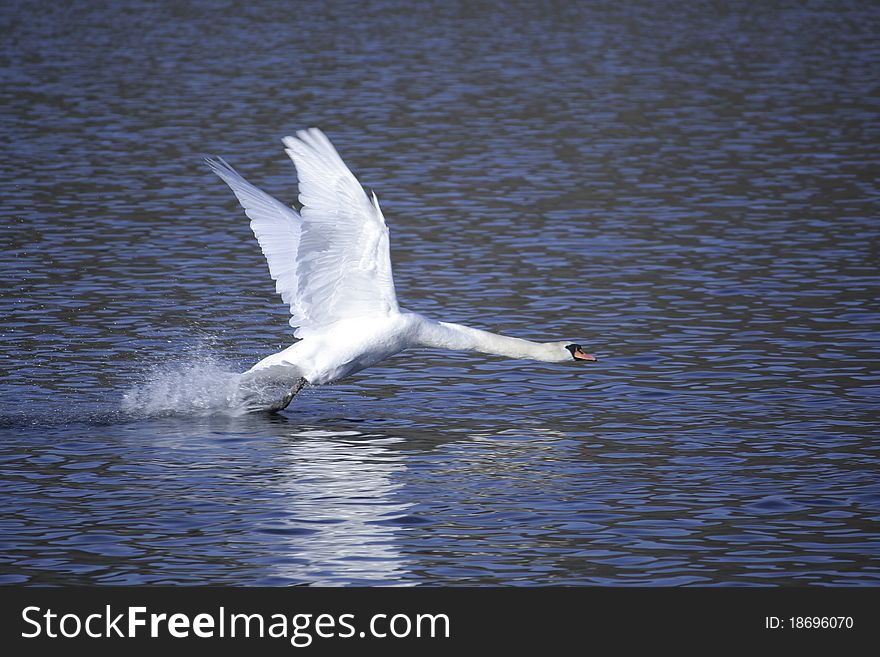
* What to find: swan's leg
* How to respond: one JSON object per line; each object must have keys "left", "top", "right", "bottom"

{"left": 260, "top": 377, "right": 307, "bottom": 413}
{"left": 231, "top": 360, "right": 306, "bottom": 413}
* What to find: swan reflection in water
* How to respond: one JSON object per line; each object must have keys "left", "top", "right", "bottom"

{"left": 267, "top": 428, "right": 414, "bottom": 586}
{"left": 145, "top": 418, "right": 414, "bottom": 586}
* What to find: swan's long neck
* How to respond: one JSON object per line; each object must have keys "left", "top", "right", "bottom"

{"left": 414, "top": 317, "right": 562, "bottom": 363}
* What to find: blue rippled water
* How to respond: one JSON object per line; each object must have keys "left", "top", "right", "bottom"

{"left": 1, "top": 0, "right": 878, "bottom": 585}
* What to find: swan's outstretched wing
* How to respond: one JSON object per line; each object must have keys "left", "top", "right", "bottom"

{"left": 282, "top": 128, "right": 398, "bottom": 335}
{"left": 206, "top": 128, "right": 398, "bottom": 337}
{"left": 204, "top": 156, "right": 306, "bottom": 321}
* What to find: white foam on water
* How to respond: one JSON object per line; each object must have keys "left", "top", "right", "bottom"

{"left": 120, "top": 356, "right": 240, "bottom": 417}
{"left": 120, "top": 351, "right": 294, "bottom": 418}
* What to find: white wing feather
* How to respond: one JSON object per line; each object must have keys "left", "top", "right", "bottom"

{"left": 206, "top": 129, "right": 399, "bottom": 337}
{"left": 282, "top": 128, "right": 398, "bottom": 334}
{"left": 204, "top": 156, "right": 305, "bottom": 320}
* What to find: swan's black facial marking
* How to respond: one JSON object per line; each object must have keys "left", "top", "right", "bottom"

{"left": 566, "top": 343, "right": 598, "bottom": 362}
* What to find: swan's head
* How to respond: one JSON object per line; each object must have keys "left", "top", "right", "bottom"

{"left": 564, "top": 343, "right": 598, "bottom": 363}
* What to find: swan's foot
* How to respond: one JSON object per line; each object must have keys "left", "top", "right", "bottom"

{"left": 241, "top": 377, "right": 307, "bottom": 414}
{"left": 266, "top": 377, "right": 307, "bottom": 412}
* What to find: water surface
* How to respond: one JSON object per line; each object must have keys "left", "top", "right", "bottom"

{"left": 1, "top": 0, "right": 878, "bottom": 585}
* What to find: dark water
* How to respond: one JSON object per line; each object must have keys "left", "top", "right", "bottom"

{"left": 1, "top": 1, "right": 879, "bottom": 585}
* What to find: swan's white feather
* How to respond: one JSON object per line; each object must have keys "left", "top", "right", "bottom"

{"left": 204, "top": 156, "right": 305, "bottom": 320}
{"left": 282, "top": 128, "right": 399, "bottom": 336}
{"left": 207, "top": 128, "right": 399, "bottom": 338}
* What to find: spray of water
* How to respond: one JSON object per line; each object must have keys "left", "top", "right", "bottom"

{"left": 120, "top": 351, "right": 293, "bottom": 418}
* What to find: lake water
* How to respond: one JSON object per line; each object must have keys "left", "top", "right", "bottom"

{"left": 1, "top": 1, "right": 878, "bottom": 585}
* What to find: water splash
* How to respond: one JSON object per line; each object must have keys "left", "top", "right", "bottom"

{"left": 121, "top": 357, "right": 237, "bottom": 417}
{"left": 120, "top": 354, "right": 293, "bottom": 418}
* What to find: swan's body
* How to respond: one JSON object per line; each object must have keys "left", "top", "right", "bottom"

{"left": 207, "top": 129, "right": 596, "bottom": 411}
{"left": 247, "top": 314, "right": 416, "bottom": 385}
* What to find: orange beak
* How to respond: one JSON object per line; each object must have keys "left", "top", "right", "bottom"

{"left": 574, "top": 348, "right": 597, "bottom": 362}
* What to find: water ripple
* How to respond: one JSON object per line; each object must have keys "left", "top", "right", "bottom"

{"left": 1, "top": 0, "right": 878, "bottom": 585}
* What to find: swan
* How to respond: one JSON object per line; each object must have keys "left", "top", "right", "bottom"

{"left": 206, "top": 128, "right": 597, "bottom": 412}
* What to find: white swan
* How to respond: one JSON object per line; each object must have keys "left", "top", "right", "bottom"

{"left": 206, "top": 128, "right": 597, "bottom": 412}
